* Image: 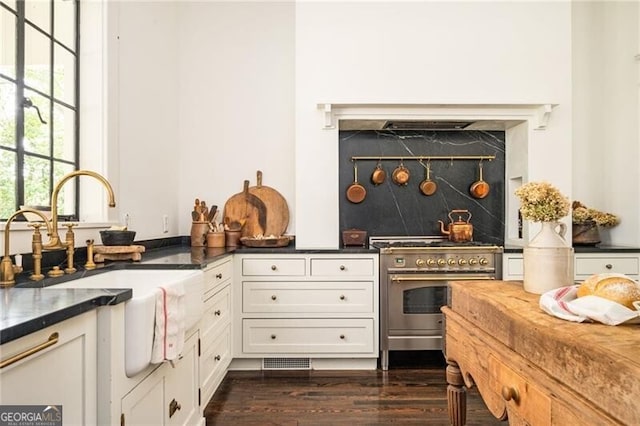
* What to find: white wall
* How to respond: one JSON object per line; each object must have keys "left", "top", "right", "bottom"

{"left": 572, "top": 1, "right": 639, "bottom": 246}
{"left": 176, "top": 2, "right": 295, "bottom": 236}
{"left": 295, "top": 1, "right": 573, "bottom": 248}
{"left": 108, "top": 1, "right": 182, "bottom": 239}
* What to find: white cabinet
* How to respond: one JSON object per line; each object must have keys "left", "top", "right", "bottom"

{"left": 121, "top": 330, "right": 200, "bottom": 426}
{"left": 574, "top": 252, "right": 640, "bottom": 281}
{"left": 199, "top": 256, "right": 233, "bottom": 407}
{"left": 504, "top": 251, "right": 640, "bottom": 282}
{"left": 502, "top": 253, "right": 524, "bottom": 280}
{"left": 232, "top": 253, "right": 379, "bottom": 370}
{"left": 0, "top": 310, "right": 97, "bottom": 425}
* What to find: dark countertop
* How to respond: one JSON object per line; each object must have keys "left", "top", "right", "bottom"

{"left": 1, "top": 241, "right": 378, "bottom": 346}
{"left": 1, "top": 287, "right": 132, "bottom": 344}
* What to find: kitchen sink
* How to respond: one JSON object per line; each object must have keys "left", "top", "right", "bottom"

{"left": 48, "top": 269, "right": 204, "bottom": 377}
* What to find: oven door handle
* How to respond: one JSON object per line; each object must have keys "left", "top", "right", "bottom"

{"left": 391, "top": 275, "right": 495, "bottom": 282}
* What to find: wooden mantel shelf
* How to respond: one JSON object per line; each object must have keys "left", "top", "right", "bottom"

{"left": 443, "top": 280, "right": 639, "bottom": 425}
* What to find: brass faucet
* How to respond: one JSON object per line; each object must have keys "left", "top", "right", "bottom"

{"left": 0, "top": 208, "right": 53, "bottom": 287}
{"left": 44, "top": 170, "right": 116, "bottom": 250}
{"left": 0, "top": 170, "right": 116, "bottom": 287}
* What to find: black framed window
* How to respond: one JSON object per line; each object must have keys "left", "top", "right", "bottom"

{"left": 0, "top": 0, "right": 79, "bottom": 220}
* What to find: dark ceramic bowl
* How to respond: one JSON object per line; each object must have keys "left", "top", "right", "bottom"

{"left": 100, "top": 230, "right": 136, "bottom": 246}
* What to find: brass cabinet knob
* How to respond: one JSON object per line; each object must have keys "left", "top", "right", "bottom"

{"left": 339, "top": 265, "right": 346, "bottom": 271}
{"left": 606, "top": 264, "right": 613, "bottom": 270}
{"left": 169, "top": 398, "right": 182, "bottom": 418}
{"left": 339, "top": 295, "right": 345, "bottom": 300}
{"left": 271, "top": 334, "right": 277, "bottom": 339}
{"left": 271, "top": 265, "right": 277, "bottom": 271}
{"left": 501, "top": 385, "right": 519, "bottom": 403}
{"left": 271, "top": 295, "right": 277, "bottom": 301}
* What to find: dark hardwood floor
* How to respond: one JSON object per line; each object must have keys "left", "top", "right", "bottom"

{"left": 204, "top": 352, "right": 504, "bottom": 425}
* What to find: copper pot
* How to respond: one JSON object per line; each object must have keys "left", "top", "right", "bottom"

{"left": 371, "top": 161, "right": 386, "bottom": 185}
{"left": 392, "top": 161, "right": 410, "bottom": 186}
{"left": 469, "top": 161, "right": 490, "bottom": 199}
{"left": 438, "top": 209, "right": 473, "bottom": 242}
{"left": 419, "top": 161, "right": 437, "bottom": 196}
{"left": 346, "top": 162, "right": 366, "bottom": 203}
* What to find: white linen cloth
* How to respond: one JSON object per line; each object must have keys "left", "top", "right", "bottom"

{"left": 539, "top": 285, "right": 640, "bottom": 326}
{"left": 151, "top": 282, "right": 186, "bottom": 364}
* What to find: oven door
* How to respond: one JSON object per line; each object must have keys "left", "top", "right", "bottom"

{"left": 387, "top": 274, "right": 493, "bottom": 335}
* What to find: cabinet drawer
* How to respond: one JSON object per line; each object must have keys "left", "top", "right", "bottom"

{"left": 503, "top": 255, "right": 523, "bottom": 279}
{"left": 201, "top": 285, "right": 231, "bottom": 349}
{"left": 242, "top": 318, "right": 374, "bottom": 354}
{"left": 200, "top": 324, "right": 231, "bottom": 405}
{"left": 204, "top": 257, "right": 233, "bottom": 297}
{"left": 488, "top": 355, "right": 551, "bottom": 425}
{"left": 242, "top": 281, "right": 374, "bottom": 313}
{"left": 575, "top": 256, "right": 639, "bottom": 276}
{"left": 310, "top": 258, "right": 374, "bottom": 277}
{"left": 242, "top": 258, "right": 306, "bottom": 276}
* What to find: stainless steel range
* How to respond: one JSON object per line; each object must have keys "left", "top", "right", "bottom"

{"left": 371, "top": 236, "right": 503, "bottom": 371}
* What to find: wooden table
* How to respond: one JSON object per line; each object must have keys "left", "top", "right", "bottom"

{"left": 442, "top": 280, "right": 639, "bottom": 425}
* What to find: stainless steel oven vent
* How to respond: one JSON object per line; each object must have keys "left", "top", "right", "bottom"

{"left": 262, "top": 358, "right": 311, "bottom": 370}
{"left": 383, "top": 120, "right": 474, "bottom": 130}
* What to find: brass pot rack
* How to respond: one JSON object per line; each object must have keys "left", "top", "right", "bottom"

{"left": 350, "top": 155, "right": 495, "bottom": 162}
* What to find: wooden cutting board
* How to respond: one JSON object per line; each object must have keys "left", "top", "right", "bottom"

{"left": 248, "top": 170, "right": 289, "bottom": 237}
{"left": 223, "top": 180, "right": 268, "bottom": 238}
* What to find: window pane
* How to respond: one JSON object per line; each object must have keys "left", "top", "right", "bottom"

{"left": 24, "top": 154, "right": 50, "bottom": 206}
{"left": 54, "top": 0, "right": 74, "bottom": 49}
{"left": 53, "top": 43, "right": 74, "bottom": 106}
{"left": 23, "top": 90, "right": 50, "bottom": 155}
{"left": 0, "top": 78, "right": 16, "bottom": 148}
{"left": 24, "top": 23, "right": 51, "bottom": 94}
{"left": 54, "top": 161, "right": 74, "bottom": 216}
{"left": 2, "top": 1, "right": 17, "bottom": 12}
{"left": 25, "top": 0, "right": 50, "bottom": 34}
{"left": 0, "top": 8, "right": 16, "bottom": 79}
{"left": 53, "top": 102, "right": 74, "bottom": 161}
{"left": 0, "top": 148, "right": 17, "bottom": 218}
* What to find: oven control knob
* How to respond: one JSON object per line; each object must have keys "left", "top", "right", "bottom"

{"left": 447, "top": 258, "right": 456, "bottom": 266}
{"left": 426, "top": 258, "right": 436, "bottom": 267}
{"left": 458, "top": 258, "right": 467, "bottom": 266}
{"left": 416, "top": 258, "right": 426, "bottom": 267}
{"left": 468, "top": 258, "right": 478, "bottom": 266}
{"left": 479, "top": 257, "right": 489, "bottom": 266}
{"left": 437, "top": 258, "right": 446, "bottom": 267}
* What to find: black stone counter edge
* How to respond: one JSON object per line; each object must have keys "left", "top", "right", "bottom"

{"left": 1, "top": 288, "right": 132, "bottom": 345}
{"left": 504, "top": 245, "right": 640, "bottom": 254}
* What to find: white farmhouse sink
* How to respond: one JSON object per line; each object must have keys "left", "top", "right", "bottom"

{"left": 49, "top": 269, "right": 204, "bottom": 377}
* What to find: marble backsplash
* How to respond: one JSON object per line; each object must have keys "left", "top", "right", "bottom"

{"left": 339, "top": 130, "right": 505, "bottom": 244}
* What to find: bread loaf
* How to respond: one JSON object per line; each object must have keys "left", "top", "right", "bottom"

{"left": 577, "top": 273, "right": 640, "bottom": 309}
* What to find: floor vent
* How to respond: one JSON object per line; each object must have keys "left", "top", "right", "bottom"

{"left": 262, "top": 358, "right": 311, "bottom": 370}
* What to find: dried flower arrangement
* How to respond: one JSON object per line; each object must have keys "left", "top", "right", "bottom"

{"left": 514, "top": 181, "right": 570, "bottom": 222}
{"left": 572, "top": 201, "right": 620, "bottom": 228}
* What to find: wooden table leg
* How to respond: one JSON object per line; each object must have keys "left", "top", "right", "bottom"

{"left": 446, "top": 360, "right": 467, "bottom": 426}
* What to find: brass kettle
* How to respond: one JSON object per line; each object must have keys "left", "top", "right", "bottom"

{"left": 438, "top": 209, "right": 473, "bottom": 242}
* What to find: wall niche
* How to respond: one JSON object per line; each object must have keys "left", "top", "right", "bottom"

{"left": 338, "top": 130, "right": 505, "bottom": 244}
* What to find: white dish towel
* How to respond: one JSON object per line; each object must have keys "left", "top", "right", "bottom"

{"left": 539, "top": 285, "right": 640, "bottom": 326}
{"left": 151, "top": 282, "right": 186, "bottom": 364}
